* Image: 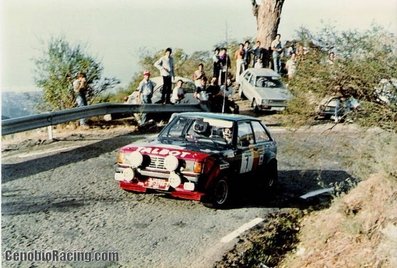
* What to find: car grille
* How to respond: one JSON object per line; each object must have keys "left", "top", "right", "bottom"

{"left": 268, "top": 99, "right": 286, "bottom": 104}
{"left": 148, "top": 156, "right": 166, "bottom": 170}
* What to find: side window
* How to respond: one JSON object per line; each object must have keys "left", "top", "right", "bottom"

{"left": 256, "top": 76, "right": 266, "bottom": 87}
{"left": 249, "top": 75, "right": 256, "bottom": 86}
{"left": 243, "top": 71, "right": 251, "bottom": 82}
{"left": 166, "top": 117, "right": 189, "bottom": 138}
{"left": 237, "top": 122, "right": 254, "bottom": 147}
{"left": 251, "top": 121, "right": 271, "bottom": 143}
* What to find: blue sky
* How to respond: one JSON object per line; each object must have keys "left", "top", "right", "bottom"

{"left": 1, "top": 0, "right": 396, "bottom": 91}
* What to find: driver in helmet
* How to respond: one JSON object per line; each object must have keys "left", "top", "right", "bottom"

{"left": 222, "top": 127, "right": 233, "bottom": 144}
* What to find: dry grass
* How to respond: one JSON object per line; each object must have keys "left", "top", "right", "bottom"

{"left": 281, "top": 132, "right": 397, "bottom": 268}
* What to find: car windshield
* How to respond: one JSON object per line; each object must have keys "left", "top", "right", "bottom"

{"left": 186, "top": 118, "right": 234, "bottom": 145}
{"left": 255, "top": 76, "right": 283, "bottom": 88}
{"left": 161, "top": 116, "right": 234, "bottom": 145}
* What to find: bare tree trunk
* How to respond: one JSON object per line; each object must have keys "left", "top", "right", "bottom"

{"left": 252, "top": 0, "right": 285, "bottom": 67}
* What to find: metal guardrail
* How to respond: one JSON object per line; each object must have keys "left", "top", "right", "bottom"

{"left": 1, "top": 103, "right": 203, "bottom": 135}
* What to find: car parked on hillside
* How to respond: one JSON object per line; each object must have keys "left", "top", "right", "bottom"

{"left": 316, "top": 95, "right": 360, "bottom": 122}
{"left": 114, "top": 112, "right": 278, "bottom": 208}
{"left": 238, "top": 68, "right": 292, "bottom": 112}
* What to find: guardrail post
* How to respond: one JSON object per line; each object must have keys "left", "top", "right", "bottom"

{"left": 47, "top": 125, "right": 53, "bottom": 140}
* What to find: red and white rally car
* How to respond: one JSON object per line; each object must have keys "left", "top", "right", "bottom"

{"left": 115, "top": 112, "right": 278, "bottom": 207}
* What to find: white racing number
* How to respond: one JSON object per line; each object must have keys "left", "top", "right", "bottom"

{"left": 240, "top": 151, "right": 254, "bottom": 173}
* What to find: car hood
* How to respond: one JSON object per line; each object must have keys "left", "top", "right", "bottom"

{"left": 119, "top": 138, "right": 229, "bottom": 161}
{"left": 255, "top": 87, "right": 292, "bottom": 100}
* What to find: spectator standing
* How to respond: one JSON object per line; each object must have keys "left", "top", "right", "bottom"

{"left": 193, "top": 63, "right": 206, "bottom": 87}
{"left": 171, "top": 79, "right": 185, "bottom": 104}
{"left": 243, "top": 40, "right": 252, "bottom": 70}
{"left": 252, "top": 41, "right": 263, "bottom": 68}
{"left": 218, "top": 48, "right": 231, "bottom": 86}
{"left": 271, "top": 34, "right": 283, "bottom": 74}
{"left": 234, "top": 43, "right": 245, "bottom": 83}
{"left": 212, "top": 48, "right": 221, "bottom": 81}
{"left": 207, "top": 77, "right": 223, "bottom": 112}
{"left": 154, "top": 47, "right": 175, "bottom": 104}
{"left": 285, "top": 53, "right": 297, "bottom": 79}
{"left": 136, "top": 70, "right": 155, "bottom": 125}
{"left": 73, "top": 72, "right": 88, "bottom": 127}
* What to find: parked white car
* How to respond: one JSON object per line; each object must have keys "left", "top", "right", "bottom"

{"left": 238, "top": 68, "right": 292, "bottom": 112}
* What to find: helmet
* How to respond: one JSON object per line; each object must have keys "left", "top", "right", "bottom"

{"left": 222, "top": 128, "right": 233, "bottom": 142}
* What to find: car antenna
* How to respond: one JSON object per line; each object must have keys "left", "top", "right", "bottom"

{"left": 222, "top": 21, "right": 229, "bottom": 114}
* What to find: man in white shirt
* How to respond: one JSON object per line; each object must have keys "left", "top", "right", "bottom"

{"left": 154, "top": 47, "right": 175, "bottom": 104}
{"left": 171, "top": 80, "right": 185, "bottom": 104}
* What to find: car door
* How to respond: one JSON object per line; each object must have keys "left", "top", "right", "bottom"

{"left": 236, "top": 121, "right": 256, "bottom": 175}
{"left": 244, "top": 73, "right": 256, "bottom": 102}
{"left": 241, "top": 71, "right": 252, "bottom": 98}
{"left": 250, "top": 120, "right": 276, "bottom": 169}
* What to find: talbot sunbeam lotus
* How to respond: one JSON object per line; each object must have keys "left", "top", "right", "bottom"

{"left": 115, "top": 112, "right": 278, "bottom": 208}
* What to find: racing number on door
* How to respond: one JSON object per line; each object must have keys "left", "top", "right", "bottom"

{"left": 240, "top": 151, "right": 254, "bottom": 173}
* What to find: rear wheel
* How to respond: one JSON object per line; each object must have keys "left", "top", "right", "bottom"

{"left": 259, "top": 160, "right": 278, "bottom": 191}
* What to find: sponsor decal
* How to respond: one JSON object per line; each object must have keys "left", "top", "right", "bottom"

{"left": 240, "top": 150, "right": 254, "bottom": 173}
{"left": 219, "top": 162, "right": 230, "bottom": 170}
{"left": 135, "top": 147, "right": 191, "bottom": 158}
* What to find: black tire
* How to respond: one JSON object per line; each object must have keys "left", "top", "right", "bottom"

{"left": 259, "top": 160, "right": 278, "bottom": 191}
{"left": 211, "top": 178, "right": 231, "bottom": 208}
{"left": 252, "top": 99, "right": 260, "bottom": 113}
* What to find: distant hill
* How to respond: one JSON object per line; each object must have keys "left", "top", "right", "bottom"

{"left": 2, "top": 91, "right": 43, "bottom": 119}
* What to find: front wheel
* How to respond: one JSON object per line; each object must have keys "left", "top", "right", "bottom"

{"left": 204, "top": 178, "right": 232, "bottom": 208}
{"left": 252, "top": 99, "right": 260, "bottom": 113}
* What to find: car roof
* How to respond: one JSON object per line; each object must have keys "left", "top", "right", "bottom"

{"left": 245, "top": 68, "right": 280, "bottom": 77}
{"left": 176, "top": 112, "right": 261, "bottom": 122}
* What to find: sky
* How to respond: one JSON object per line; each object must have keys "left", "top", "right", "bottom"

{"left": 1, "top": 0, "right": 396, "bottom": 92}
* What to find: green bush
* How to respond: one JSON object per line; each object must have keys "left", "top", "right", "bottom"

{"left": 284, "top": 25, "right": 397, "bottom": 131}
{"left": 34, "top": 37, "right": 120, "bottom": 111}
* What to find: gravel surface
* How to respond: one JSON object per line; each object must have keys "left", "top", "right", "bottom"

{"left": 1, "top": 124, "right": 364, "bottom": 267}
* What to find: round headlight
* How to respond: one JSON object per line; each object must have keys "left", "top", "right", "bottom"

{"left": 122, "top": 168, "right": 135, "bottom": 182}
{"left": 169, "top": 172, "right": 182, "bottom": 188}
{"left": 164, "top": 155, "right": 179, "bottom": 171}
{"left": 126, "top": 151, "right": 143, "bottom": 168}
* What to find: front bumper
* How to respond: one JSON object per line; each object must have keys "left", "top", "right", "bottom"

{"left": 259, "top": 105, "right": 286, "bottom": 111}
{"left": 115, "top": 165, "right": 204, "bottom": 201}
{"left": 259, "top": 100, "right": 287, "bottom": 111}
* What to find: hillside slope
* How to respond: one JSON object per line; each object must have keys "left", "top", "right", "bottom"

{"left": 281, "top": 132, "right": 397, "bottom": 267}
